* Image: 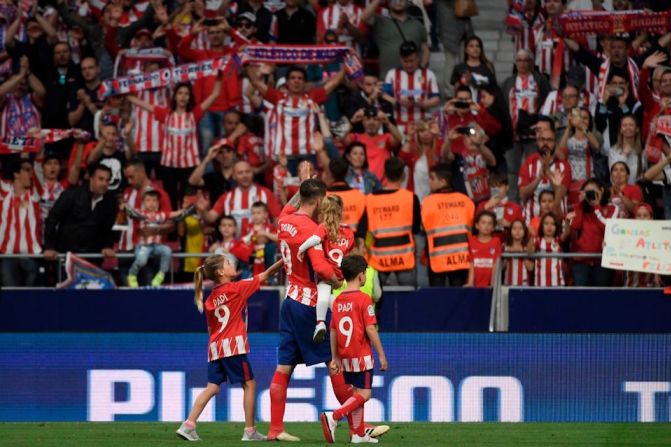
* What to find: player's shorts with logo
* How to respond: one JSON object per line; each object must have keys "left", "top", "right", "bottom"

{"left": 278, "top": 297, "right": 332, "bottom": 366}
{"left": 207, "top": 354, "right": 254, "bottom": 385}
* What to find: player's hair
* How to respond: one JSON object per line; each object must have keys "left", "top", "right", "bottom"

{"left": 251, "top": 201, "right": 268, "bottom": 212}
{"left": 142, "top": 189, "right": 160, "bottom": 200}
{"left": 194, "top": 255, "right": 226, "bottom": 310}
{"left": 384, "top": 157, "right": 405, "bottom": 182}
{"left": 329, "top": 157, "right": 349, "bottom": 182}
{"left": 320, "top": 195, "right": 343, "bottom": 242}
{"left": 341, "top": 254, "right": 368, "bottom": 282}
{"left": 489, "top": 171, "right": 507, "bottom": 186}
{"left": 299, "top": 178, "right": 327, "bottom": 204}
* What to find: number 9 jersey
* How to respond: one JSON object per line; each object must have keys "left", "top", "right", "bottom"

{"left": 330, "top": 290, "right": 377, "bottom": 372}
{"left": 204, "top": 276, "right": 260, "bottom": 362}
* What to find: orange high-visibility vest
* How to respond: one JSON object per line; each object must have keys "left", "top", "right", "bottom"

{"left": 327, "top": 188, "right": 366, "bottom": 231}
{"left": 365, "top": 189, "right": 416, "bottom": 272}
{"left": 421, "top": 192, "right": 474, "bottom": 272}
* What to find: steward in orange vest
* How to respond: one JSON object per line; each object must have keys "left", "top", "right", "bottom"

{"left": 356, "top": 158, "right": 420, "bottom": 286}
{"left": 325, "top": 157, "right": 366, "bottom": 231}
{"left": 421, "top": 164, "right": 475, "bottom": 286}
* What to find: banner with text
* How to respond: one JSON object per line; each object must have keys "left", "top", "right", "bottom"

{"left": 0, "top": 333, "right": 669, "bottom": 423}
{"left": 602, "top": 219, "right": 671, "bottom": 275}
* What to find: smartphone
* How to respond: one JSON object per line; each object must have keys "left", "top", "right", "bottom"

{"left": 610, "top": 86, "right": 624, "bottom": 96}
{"left": 456, "top": 126, "right": 476, "bottom": 136}
{"left": 203, "top": 18, "right": 219, "bottom": 26}
{"left": 454, "top": 100, "right": 470, "bottom": 109}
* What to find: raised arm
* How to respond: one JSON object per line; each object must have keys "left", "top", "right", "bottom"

{"left": 246, "top": 65, "right": 270, "bottom": 98}
{"left": 324, "top": 67, "right": 345, "bottom": 96}
{"left": 198, "top": 71, "right": 223, "bottom": 113}
{"left": 127, "top": 95, "right": 156, "bottom": 114}
{"left": 643, "top": 147, "right": 671, "bottom": 182}
{"left": 258, "top": 260, "right": 284, "bottom": 283}
{"left": 362, "top": 0, "right": 379, "bottom": 26}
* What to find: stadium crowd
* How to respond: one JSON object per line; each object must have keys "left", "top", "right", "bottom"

{"left": 0, "top": 0, "right": 670, "bottom": 289}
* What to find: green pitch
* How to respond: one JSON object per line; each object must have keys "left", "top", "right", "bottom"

{"left": 1, "top": 422, "right": 671, "bottom": 446}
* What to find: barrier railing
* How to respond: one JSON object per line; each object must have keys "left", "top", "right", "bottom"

{"left": 489, "top": 252, "right": 602, "bottom": 332}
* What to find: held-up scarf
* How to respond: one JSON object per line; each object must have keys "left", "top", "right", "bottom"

{"left": 99, "top": 56, "right": 232, "bottom": 99}
{"left": 559, "top": 10, "right": 670, "bottom": 36}
{"left": 239, "top": 44, "right": 364, "bottom": 81}
{"left": 597, "top": 57, "right": 639, "bottom": 102}
{"left": 0, "top": 128, "right": 91, "bottom": 154}
{"left": 113, "top": 48, "right": 176, "bottom": 77}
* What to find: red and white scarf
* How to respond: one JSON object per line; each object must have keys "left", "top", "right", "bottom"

{"left": 597, "top": 57, "right": 639, "bottom": 102}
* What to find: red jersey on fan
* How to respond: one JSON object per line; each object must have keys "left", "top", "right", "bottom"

{"left": 330, "top": 290, "right": 377, "bottom": 372}
{"left": 205, "top": 276, "right": 260, "bottom": 361}
{"left": 468, "top": 235, "right": 502, "bottom": 287}
{"left": 278, "top": 205, "right": 337, "bottom": 307}
{"left": 317, "top": 223, "right": 355, "bottom": 268}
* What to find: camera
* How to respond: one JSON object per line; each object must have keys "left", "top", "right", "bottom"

{"left": 610, "top": 86, "right": 624, "bottom": 96}
{"left": 456, "top": 126, "right": 476, "bottom": 136}
{"left": 203, "top": 18, "right": 219, "bottom": 26}
{"left": 585, "top": 190, "right": 597, "bottom": 201}
{"left": 454, "top": 100, "right": 470, "bottom": 109}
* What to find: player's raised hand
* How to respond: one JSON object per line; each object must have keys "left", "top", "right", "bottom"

{"left": 379, "top": 355, "right": 388, "bottom": 371}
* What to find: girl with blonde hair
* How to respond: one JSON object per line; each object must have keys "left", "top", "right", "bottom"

{"left": 176, "top": 254, "right": 282, "bottom": 442}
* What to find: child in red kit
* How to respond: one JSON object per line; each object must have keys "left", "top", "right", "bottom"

{"left": 241, "top": 202, "right": 277, "bottom": 282}
{"left": 467, "top": 211, "right": 502, "bottom": 287}
{"left": 320, "top": 255, "right": 388, "bottom": 445}
{"left": 176, "top": 254, "right": 283, "bottom": 442}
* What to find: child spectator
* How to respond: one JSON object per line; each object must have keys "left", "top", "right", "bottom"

{"left": 177, "top": 254, "right": 283, "bottom": 442}
{"left": 467, "top": 211, "right": 502, "bottom": 288}
{"left": 476, "top": 172, "right": 524, "bottom": 239}
{"left": 320, "top": 254, "right": 388, "bottom": 445}
{"left": 209, "top": 215, "right": 253, "bottom": 278}
{"left": 241, "top": 202, "right": 277, "bottom": 282}
{"left": 503, "top": 219, "right": 534, "bottom": 286}
{"left": 126, "top": 190, "right": 190, "bottom": 287}
{"left": 529, "top": 212, "right": 569, "bottom": 287}
{"left": 528, "top": 189, "right": 562, "bottom": 236}
{"left": 624, "top": 203, "right": 662, "bottom": 288}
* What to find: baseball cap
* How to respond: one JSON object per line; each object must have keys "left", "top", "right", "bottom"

{"left": 135, "top": 28, "right": 152, "bottom": 38}
{"left": 236, "top": 12, "right": 256, "bottom": 25}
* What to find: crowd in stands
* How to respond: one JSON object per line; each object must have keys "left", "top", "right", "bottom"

{"left": 0, "top": 0, "right": 670, "bottom": 289}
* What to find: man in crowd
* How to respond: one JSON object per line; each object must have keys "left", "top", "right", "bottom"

{"left": 67, "top": 57, "right": 103, "bottom": 135}
{"left": 43, "top": 164, "right": 117, "bottom": 264}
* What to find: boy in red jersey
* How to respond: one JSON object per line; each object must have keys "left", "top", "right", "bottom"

{"left": 466, "top": 211, "right": 502, "bottom": 288}
{"left": 175, "top": 254, "right": 283, "bottom": 442}
{"left": 321, "top": 254, "right": 388, "bottom": 444}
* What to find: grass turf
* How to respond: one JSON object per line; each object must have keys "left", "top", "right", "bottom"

{"left": 0, "top": 423, "right": 670, "bottom": 446}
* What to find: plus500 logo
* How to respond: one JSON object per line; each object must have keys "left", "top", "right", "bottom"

{"left": 87, "top": 366, "right": 524, "bottom": 422}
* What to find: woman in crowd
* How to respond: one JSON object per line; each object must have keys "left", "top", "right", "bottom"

{"left": 128, "top": 74, "right": 223, "bottom": 208}
{"left": 450, "top": 35, "right": 497, "bottom": 91}
{"left": 478, "top": 84, "right": 513, "bottom": 172}
{"left": 607, "top": 114, "right": 645, "bottom": 185}
{"left": 609, "top": 162, "right": 643, "bottom": 217}
{"left": 558, "top": 106, "right": 601, "bottom": 209}
{"left": 343, "top": 141, "right": 382, "bottom": 194}
{"left": 398, "top": 119, "right": 443, "bottom": 202}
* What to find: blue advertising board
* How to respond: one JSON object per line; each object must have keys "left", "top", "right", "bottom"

{"left": 0, "top": 333, "right": 669, "bottom": 423}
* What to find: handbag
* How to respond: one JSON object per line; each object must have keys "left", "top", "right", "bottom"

{"left": 454, "top": 0, "right": 479, "bottom": 18}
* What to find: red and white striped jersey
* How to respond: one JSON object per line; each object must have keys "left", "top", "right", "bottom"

{"left": 317, "top": 2, "right": 365, "bottom": 48}
{"left": 264, "top": 87, "right": 327, "bottom": 159}
{"left": 0, "top": 181, "right": 42, "bottom": 254}
{"left": 241, "top": 77, "right": 255, "bottom": 114}
{"left": 118, "top": 185, "right": 172, "bottom": 252}
{"left": 384, "top": 67, "right": 439, "bottom": 125}
{"left": 534, "top": 237, "right": 564, "bottom": 286}
{"left": 133, "top": 89, "right": 169, "bottom": 153}
{"left": 118, "top": 0, "right": 149, "bottom": 26}
{"left": 330, "top": 290, "right": 377, "bottom": 372}
{"left": 153, "top": 106, "right": 203, "bottom": 168}
{"left": 518, "top": 153, "right": 572, "bottom": 224}
{"left": 34, "top": 179, "right": 67, "bottom": 232}
{"left": 508, "top": 74, "right": 539, "bottom": 130}
{"left": 515, "top": 13, "right": 544, "bottom": 53}
{"left": 211, "top": 184, "right": 281, "bottom": 236}
{"left": 534, "top": 24, "right": 572, "bottom": 79}
{"left": 138, "top": 211, "right": 167, "bottom": 245}
{"left": 205, "top": 276, "right": 260, "bottom": 361}
{"left": 504, "top": 248, "right": 529, "bottom": 286}
{"left": 462, "top": 152, "right": 490, "bottom": 203}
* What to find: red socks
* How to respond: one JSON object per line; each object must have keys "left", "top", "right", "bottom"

{"left": 269, "top": 371, "right": 290, "bottom": 436}
{"left": 333, "top": 393, "right": 365, "bottom": 421}
{"left": 351, "top": 406, "right": 365, "bottom": 436}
